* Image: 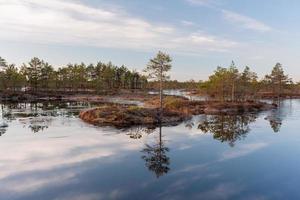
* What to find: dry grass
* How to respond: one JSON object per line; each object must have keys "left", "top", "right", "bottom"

{"left": 79, "top": 96, "right": 276, "bottom": 128}
{"left": 79, "top": 104, "right": 189, "bottom": 128}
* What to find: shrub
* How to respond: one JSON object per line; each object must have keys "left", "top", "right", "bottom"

{"left": 163, "top": 96, "right": 186, "bottom": 110}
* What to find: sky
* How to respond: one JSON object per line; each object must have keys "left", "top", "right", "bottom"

{"left": 0, "top": 0, "right": 300, "bottom": 81}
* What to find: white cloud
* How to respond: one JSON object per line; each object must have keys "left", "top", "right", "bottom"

{"left": 181, "top": 20, "right": 196, "bottom": 27}
{"left": 222, "top": 10, "right": 272, "bottom": 32}
{"left": 172, "top": 32, "right": 238, "bottom": 53}
{"left": 185, "top": 0, "right": 222, "bottom": 7}
{"left": 186, "top": 0, "right": 216, "bottom": 6}
{"left": 185, "top": 1, "right": 272, "bottom": 33}
{"left": 0, "top": 0, "right": 167, "bottom": 46}
{"left": 0, "top": 0, "right": 238, "bottom": 54}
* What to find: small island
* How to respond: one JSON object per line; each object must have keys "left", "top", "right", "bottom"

{"left": 79, "top": 96, "right": 276, "bottom": 128}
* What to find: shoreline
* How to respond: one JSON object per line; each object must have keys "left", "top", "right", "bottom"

{"left": 2, "top": 89, "right": 300, "bottom": 103}
{"left": 0, "top": 91, "right": 155, "bottom": 104}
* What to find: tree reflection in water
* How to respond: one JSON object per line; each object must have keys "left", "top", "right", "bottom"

{"left": 265, "top": 112, "right": 282, "bottom": 133}
{"left": 141, "top": 125, "right": 170, "bottom": 178}
{"left": 265, "top": 100, "right": 284, "bottom": 133}
{"left": 126, "top": 126, "right": 155, "bottom": 139}
{"left": 0, "top": 104, "right": 8, "bottom": 136}
{"left": 0, "top": 128, "right": 6, "bottom": 136}
{"left": 28, "top": 123, "right": 49, "bottom": 133}
{"left": 198, "top": 114, "right": 257, "bottom": 147}
{"left": 0, "top": 102, "right": 90, "bottom": 134}
{"left": 185, "top": 121, "right": 194, "bottom": 130}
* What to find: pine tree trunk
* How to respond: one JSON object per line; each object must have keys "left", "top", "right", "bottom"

{"left": 160, "top": 82, "right": 163, "bottom": 111}
{"left": 279, "top": 79, "right": 282, "bottom": 98}
{"left": 159, "top": 66, "right": 163, "bottom": 121}
{"left": 232, "top": 81, "right": 235, "bottom": 102}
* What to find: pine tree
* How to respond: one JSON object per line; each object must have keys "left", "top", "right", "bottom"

{"left": 144, "top": 51, "right": 172, "bottom": 113}
{"left": 265, "top": 63, "right": 289, "bottom": 98}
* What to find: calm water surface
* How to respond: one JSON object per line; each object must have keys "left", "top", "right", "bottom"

{"left": 149, "top": 89, "right": 206, "bottom": 101}
{"left": 0, "top": 99, "right": 299, "bottom": 200}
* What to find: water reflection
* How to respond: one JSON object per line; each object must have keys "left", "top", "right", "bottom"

{"left": 264, "top": 100, "right": 288, "bottom": 133}
{"left": 265, "top": 111, "right": 282, "bottom": 133}
{"left": 0, "top": 102, "right": 94, "bottom": 133}
{"left": 126, "top": 126, "right": 155, "bottom": 139}
{"left": 149, "top": 89, "right": 205, "bottom": 101}
{"left": 28, "top": 123, "right": 49, "bottom": 133}
{"left": 124, "top": 125, "right": 171, "bottom": 178}
{"left": 0, "top": 127, "right": 6, "bottom": 136}
{"left": 197, "top": 114, "right": 258, "bottom": 147}
{"left": 141, "top": 125, "right": 170, "bottom": 178}
{"left": 0, "top": 99, "right": 299, "bottom": 199}
{"left": 0, "top": 100, "right": 288, "bottom": 140}
{"left": 122, "top": 123, "right": 171, "bottom": 178}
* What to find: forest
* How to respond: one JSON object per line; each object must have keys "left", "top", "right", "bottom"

{"left": 0, "top": 57, "right": 148, "bottom": 94}
{"left": 0, "top": 56, "right": 298, "bottom": 101}
{"left": 199, "top": 61, "right": 295, "bottom": 101}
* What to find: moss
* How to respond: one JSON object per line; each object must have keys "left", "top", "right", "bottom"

{"left": 164, "top": 96, "right": 186, "bottom": 110}
{"left": 127, "top": 106, "right": 142, "bottom": 111}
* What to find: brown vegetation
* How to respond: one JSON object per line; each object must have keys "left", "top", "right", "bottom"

{"left": 80, "top": 96, "right": 277, "bottom": 128}
{"left": 146, "top": 96, "right": 276, "bottom": 114}
{"left": 79, "top": 105, "right": 189, "bottom": 128}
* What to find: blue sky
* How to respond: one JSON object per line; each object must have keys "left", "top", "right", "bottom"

{"left": 0, "top": 0, "right": 300, "bottom": 81}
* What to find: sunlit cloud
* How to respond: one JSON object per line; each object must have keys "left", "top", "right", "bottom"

{"left": 0, "top": 0, "right": 238, "bottom": 54}
{"left": 172, "top": 32, "right": 238, "bottom": 53}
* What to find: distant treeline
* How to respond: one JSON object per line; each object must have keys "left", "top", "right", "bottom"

{"left": 150, "top": 61, "right": 299, "bottom": 100}
{"left": 200, "top": 61, "right": 295, "bottom": 101}
{"left": 0, "top": 57, "right": 148, "bottom": 93}
{"left": 0, "top": 56, "right": 299, "bottom": 100}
